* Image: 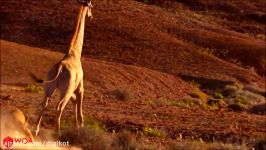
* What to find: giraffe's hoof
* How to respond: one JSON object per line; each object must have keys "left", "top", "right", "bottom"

{"left": 35, "top": 130, "right": 39, "bottom": 137}
{"left": 57, "top": 130, "right": 62, "bottom": 137}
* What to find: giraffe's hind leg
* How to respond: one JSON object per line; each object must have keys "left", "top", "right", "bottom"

{"left": 35, "top": 65, "right": 59, "bottom": 136}
{"left": 35, "top": 82, "right": 56, "bottom": 136}
{"left": 56, "top": 70, "right": 75, "bottom": 134}
{"left": 71, "top": 94, "right": 79, "bottom": 128}
{"left": 76, "top": 80, "right": 84, "bottom": 128}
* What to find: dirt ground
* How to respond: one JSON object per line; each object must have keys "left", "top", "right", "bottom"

{"left": 0, "top": 0, "right": 265, "bottom": 149}
{"left": 1, "top": 40, "right": 265, "bottom": 148}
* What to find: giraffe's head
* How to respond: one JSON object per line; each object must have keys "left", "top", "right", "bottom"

{"left": 77, "top": 0, "right": 93, "bottom": 18}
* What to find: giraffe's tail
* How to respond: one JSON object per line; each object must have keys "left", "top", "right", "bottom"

{"left": 29, "top": 64, "right": 63, "bottom": 84}
{"left": 29, "top": 73, "right": 44, "bottom": 83}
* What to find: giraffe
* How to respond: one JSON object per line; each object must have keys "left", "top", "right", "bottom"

{"left": 33, "top": 0, "right": 93, "bottom": 136}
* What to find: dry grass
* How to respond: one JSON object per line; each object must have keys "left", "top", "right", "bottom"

{"left": 190, "top": 88, "right": 208, "bottom": 103}
{"left": 223, "top": 85, "right": 239, "bottom": 97}
{"left": 168, "top": 140, "right": 248, "bottom": 150}
{"left": 60, "top": 127, "right": 252, "bottom": 150}
{"left": 60, "top": 128, "right": 157, "bottom": 150}
{"left": 112, "top": 131, "right": 157, "bottom": 150}
{"left": 60, "top": 127, "right": 112, "bottom": 150}
{"left": 249, "top": 103, "right": 266, "bottom": 115}
{"left": 223, "top": 84, "right": 265, "bottom": 108}
{"left": 109, "top": 88, "right": 134, "bottom": 101}
{"left": 153, "top": 97, "right": 202, "bottom": 108}
{"left": 24, "top": 85, "right": 43, "bottom": 93}
{"left": 244, "top": 84, "right": 266, "bottom": 96}
{"left": 206, "top": 99, "right": 226, "bottom": 110}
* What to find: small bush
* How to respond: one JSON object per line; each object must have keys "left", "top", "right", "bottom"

{"left": 60, "top": 127, "right": 112, "bottom": 150}
{"left": 189, "top": 80, "right": 201, "bottom": 88}
{"left": 190, "top": 88, "right": 207, "bottom": 102}
{"left": 228, "top": 95, "right": 249, "bottom": 112}
{"left": 83, "top": 115, "right": 106, "bottom": 130}
{"left": 249, "top": 103, "right": 266, "bottom": 115}
{"left": 182, "top": 98, "right": 197, "bottom": 106}
{"left": 25, "top": 85, "right": 43, "bottom": 93}
{"left": 171, "top": 97, "right": 201, "bottom": 108}
{"left": 256, "top": 34, "right": 266, "bottom": 40}
{"left": 223, "top": 85, "right": 238, "bottom": 97}
{"left": 143, "top": 127, "right": 161, "bottom": 137}
{"left": 205, "top": 98, "right": 227, "bottom": 110}
{"left": 109, "top": 88, "right": 133, "bottom": 101}
{"left": 223, "top": 85, "right": 264, "bottom": 106}
{"left": 234, "top": 82, "right": 244, "bottom": 90}
{"left": 244, "top": 84, "right": 266, "bottom": 96}
{"left": 207, "top": 100, "right": 220, "bottom": 110}
{"left": 213, "top": 92, "right": 223, "bottom": 99}
{"left": 143, "top": 0, "right": 153, "bottom": 4}
{"left": 113, "top": 131, "right": 158, "bottom": 150}
{"left": 60, "top": 115, "right": 105, "bottom": 131}
{"left": 234, "top": 95, "right": 248, "bottom": 105}
{"left": 60, "top": 119, "right": 73, "bottom": 129}
{"left": 237, "top": 90, "right": 265, "bottom": 105}
{"left": 112, "top": 131, "right": 140, "bottom": 150}
{"left": 228, "top": 103, "right": 247, "bottom": 112}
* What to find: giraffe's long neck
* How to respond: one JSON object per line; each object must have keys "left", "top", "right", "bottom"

{"left": 68, "top": 6, "right": 88, "bottom": 59}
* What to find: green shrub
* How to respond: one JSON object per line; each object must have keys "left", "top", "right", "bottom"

{"left": 60, "top": 119, "right": 73, "bottom": 129}
{"left": 172, "top": 98, "right": 200, "bottom": 108}
{"left": 213, "top": 92, "right": 223, "bottom": 99}
{"left": 189, "top": 80, "right": 201, "bottom": 88}
{"left": 238, "top": 90, "right": 265, "bottom": 105}
{"left": 234, "top": 95, "right": 248, "bottom": 105}
{"left": 25, "top": 85, "right": 43, "bottom": 93}
{"left": 60, "top": 115, "right": 105, "bottom": 131}
{"left": 143, "top": 127, "right": 161, "bottom": 137}
{"left": 83, "top": 115, "right": 106, "bottom": 131}
{"left": 182, "top": 98, "right": 196, "bottom": 106}
{"left": 190, "top": 88, "right": 207, "bottom": 102}
{"left": 207, "top": 101, "right": 220, "bottom": 110}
